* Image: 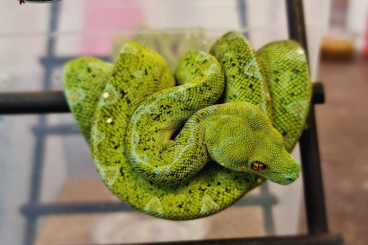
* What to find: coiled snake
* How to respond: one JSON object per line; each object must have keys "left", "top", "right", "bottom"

{"left": 63, "top": 31, "right": 312, "bottom": 220}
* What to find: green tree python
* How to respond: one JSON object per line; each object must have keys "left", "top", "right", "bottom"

{"left": 63, "top": 31, "right": 312, "bottom": 220}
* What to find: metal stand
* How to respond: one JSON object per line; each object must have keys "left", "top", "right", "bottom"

{"left": 286, "top": 0, "right": 329, "bottom": 235}
{"left": 0, "top": 0, "right": 343, "bottom": 244}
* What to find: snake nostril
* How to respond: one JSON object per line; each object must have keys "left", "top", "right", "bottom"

{"left": 285, "top": 172, "right": 298, "bottom": 182}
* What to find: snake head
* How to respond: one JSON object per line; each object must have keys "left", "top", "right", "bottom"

{"left": 247, "top": 129, "right": 301, "bottom": 185}
{"left": 205, "top": 102, "right": 301, "bottom": 185}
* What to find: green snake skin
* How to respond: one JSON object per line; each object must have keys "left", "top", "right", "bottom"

{"left": 257, "top": 41, "right": 312, "bottom": 152}
{"left": 63, "top": 31, "right": 312, "bottom": 220}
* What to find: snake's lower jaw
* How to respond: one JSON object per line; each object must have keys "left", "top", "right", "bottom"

{"left": 265, "top": 162, "right": 301, "bottom": 185}
{"left": 280, "top": 172, "right": 299, "bottom": 185}
{"left": 266, "top": 171, "right": 299, "bottom": 185}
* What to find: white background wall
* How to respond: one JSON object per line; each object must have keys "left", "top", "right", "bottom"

{"left": 346, "top": 0, "right": 368, "bottom": 51}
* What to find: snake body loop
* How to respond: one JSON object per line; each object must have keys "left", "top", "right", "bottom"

{"left": 63, "top": 32, "right": 312, "bottom": 220}
{"left": 127, "top": 51, "right": 224, "bottom": 184}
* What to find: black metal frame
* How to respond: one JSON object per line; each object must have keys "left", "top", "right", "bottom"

{"left": 286, "top": 0, "right": 329, "bottom": 236}
{"left": 0, "top": 82, "right": 324, "bottom": 115}
{"left": 0, "top": 0, "right": 343, "bottom": 244}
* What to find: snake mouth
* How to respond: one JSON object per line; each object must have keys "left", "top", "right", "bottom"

{"left": 280, "top": 172, "right": 299, "bottom": 185}
{"left": 265, "top": 171, "right": 300, "bottom": 185}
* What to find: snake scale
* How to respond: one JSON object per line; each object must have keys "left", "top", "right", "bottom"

{"left": 63, "top": 31, "right": 312, "bottom": 220}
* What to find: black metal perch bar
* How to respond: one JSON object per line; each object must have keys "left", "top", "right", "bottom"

{"left": 20, "top": 194, "right": 276, "bottom": 217}
{"left": 0, "top": 82, "right": 325, "bottom": 115}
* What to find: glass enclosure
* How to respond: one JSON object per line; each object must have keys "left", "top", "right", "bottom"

{"left": 0, "top": 1, "right": 330, "bottom": 244}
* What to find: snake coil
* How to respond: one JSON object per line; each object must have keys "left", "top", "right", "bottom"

{"left": 63, "top": 31, "right": 312, "bottom": 220}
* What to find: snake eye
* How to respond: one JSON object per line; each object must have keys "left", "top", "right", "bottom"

{"left": 251, "top": 161, "right": 266, "bottom": 171}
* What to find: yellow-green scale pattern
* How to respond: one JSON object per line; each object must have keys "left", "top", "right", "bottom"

{"left": 209, "top": 32, "right": 273, "bottom": 120}
{"left": 127, "top": 51, "right": 225, "bottom": 184}
{"left": 257, "top": 41, "right": 312, "bottom": 152}
{"left": 63, "top": 31, "right": 311, "bottom": 220}
{"left": 63, "top": 58, "right": 113, "bottom": 144}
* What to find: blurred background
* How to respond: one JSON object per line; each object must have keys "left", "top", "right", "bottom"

{"left": 0, "top": 0, "right": 367, "bottom": 245}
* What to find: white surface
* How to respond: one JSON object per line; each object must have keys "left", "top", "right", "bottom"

{"left": 268, "top": 144, "right": 303, "bottom": 235}
{"left": 141, "top": 0, "right": 241, "bottom": 31}
{"left": 304, "top": 0, "right": 331, "bottom": 81}
{"left": 40, "top": 119, "right": 68, "bottom": 204}
{"left": 346, "top": 0, "right": 368, "bottom": 51}
{"left": 92, "top": 213, "right": 211, "bottom": 243}
{"left": 247, "top": 0, "right": 331, "bottom": 81}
